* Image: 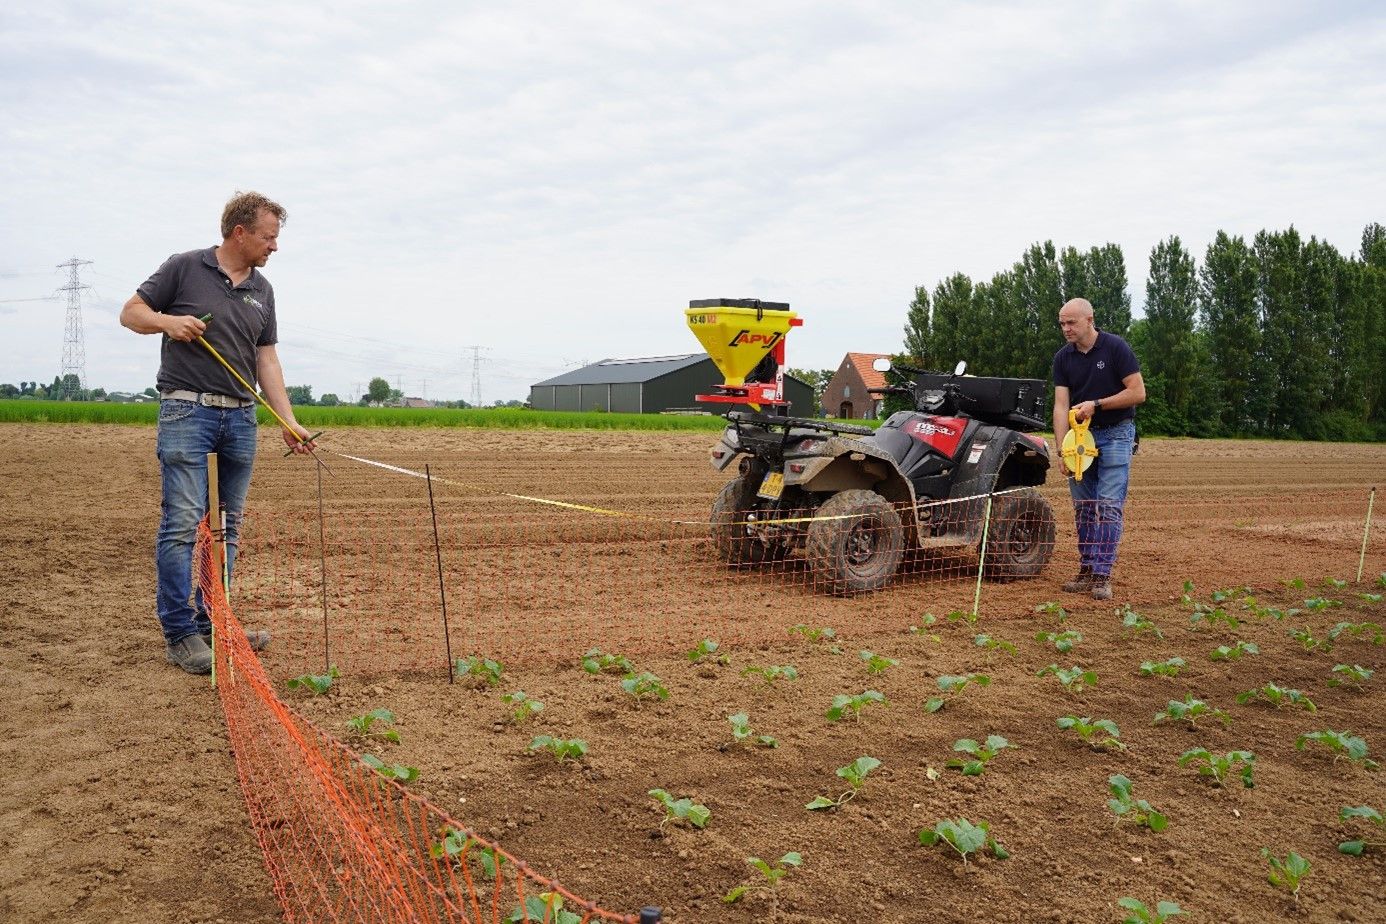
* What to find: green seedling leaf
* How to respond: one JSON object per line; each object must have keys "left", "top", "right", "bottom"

{"left": 1304, "top": 596, "right": 1342, "bottom": 612}
{"left": 360, "top": 753, "right": 419, "bottom": 783}
{"left": 430, "top": 827, "right": 507, "bottom": 878}
{"left": 1034, "top": 601, "right": 1069, "bottom": 623}
{"left": 1057, "top": 715, "right": 1125, "bottom": 751}
{"left": 686, "top": 638, "right": 725, "bottom": 664}
{"left": 918, "top": 817, "right": 1007, "bottom": 867}
{"left": 345, "top": 707, "right": 401, "bottom": 743}
{"left": 790, "top": 624, "right": 836, "bottom": 643}
{"left": 1116, "top": 604, "right": 1164, "bottom": 639}
{"left": 727, "top": 712, "right": 777, "bottom": 748}
{"left": 1107, "top": 774, "right": 1168, "bottom": 832}
{"left": 500, "top": 691, "right": 544, "bottom": 724}
{"left": 527, "top": 734, "right": 588, "bottom": 763}
{"left": 649, "top": 788, "right": 711, "bottom": 829}
{"left": 1179, "top": 747, "right": 1255, "bottom": 788}
{"left": 946, "top": 608, "right": 980, "bottom": 626}
{"left": 973, "top": 633, "right": 1017, "bottom": 657}
{"left": 1360, "top": 592, "right": 1384, "bottom": 603}
{"left": 909, "top": 614, "right": 942, "bottom": 642}
{"left": 858, "top": 650, "right": 898, "bottom": 675}
{"left": 925, "top": 673, "right": 991, "bottom": 713}
{"left": 806, "top": 756, "right": 882, "bottom": 809}
{"left": 1260, "top": 848, "right": 1311, "bottom": 902}
{"left": 1153, "top": 694, "right": 1230, "bottom": 730}
{"left": 286, "top": 665, "right": 339, "bottom": 695}
{"left": 946, "top": 735, "right": 1013, "bottom": 776}
{"left": 1295, "top": 730, "right": 1378, "bottom": 769}
{"left": 1337, "top": 805, "right": 1384, "bottom": 856}
{"left": 454, "top": 655, "right": 504, "bottom": 687}
{"left": 1117, "top": 897, "right": 1184, "bottom": 923}
{"left": 724, "top": 852, "right": 801, "bottom": 903}
{"left": 1328, "top": 663, "right": 1373, "bottom": 691}
{"left": 1140, "top": 657, "right": 1185, "bottom": 678}
{"left": 581, "top": 647, "right": 633, "bottom": 675}
{"left": 507, "top": 893, "right": 582, "bottom": 924}
{"left": 1236, "top": 682, "right": 1316, "bottom": 711}
{"left": 1035, "top": 629, "right": 1083, "bottom": 654}
{"left": 740, "top": 664, "right": 799, "bottom": 684}
{"left": 620, "top": 671, "right": 669, "bottom": 702}
{"left": 1287, "top": 625, "right": 1333, "bottom": 652}
{"left": 1281, "top": 577, "right": 1307, "bottom": 590}
{"left": 1210, "top": 641, "right": 1260, "bottom": 662}
{"left": 1327, "top": 621, "right": 1384, "bottom": 645}
{"left": 1036, "top": 663, "right": 1097, "bottom": 694}
{"left": 825, "top": 689, "right": 887, "bottom": 722}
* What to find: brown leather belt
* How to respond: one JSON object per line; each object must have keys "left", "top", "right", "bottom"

{"left": 160, "top": 389, "right": 255, "bottom": 409}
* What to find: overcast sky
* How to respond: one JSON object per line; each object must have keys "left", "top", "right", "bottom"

{"left": 2, "top": 2, "right": 1383, "bottom": 403}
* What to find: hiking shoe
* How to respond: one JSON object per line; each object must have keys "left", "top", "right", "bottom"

{"left": 201, "top": 629, "right": 272, "bottom": 652}
{"left": 1062, "top": 571, "right": 1094, "bottom": 593}
{"left": 166, "top": 634, "right": 213, "bottom": 675}
{"left": 1091, "top": 577, "right": 1113, "bottom": 601}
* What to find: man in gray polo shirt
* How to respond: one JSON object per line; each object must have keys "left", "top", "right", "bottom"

{"left": 121, "top": 191, "right": 315, "bottom": 674}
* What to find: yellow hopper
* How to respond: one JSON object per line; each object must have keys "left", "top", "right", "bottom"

{"left": 685, "top": 299, "right": 801, "bottom": 409}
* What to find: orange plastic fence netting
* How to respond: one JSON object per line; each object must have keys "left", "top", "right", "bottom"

{"left": 196, "top": 524, "right": 649, "bottom": 924}
{"left": 228, "top": 455, "right": 1383, "bottom": 679}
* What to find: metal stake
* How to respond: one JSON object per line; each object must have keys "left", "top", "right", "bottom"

{"left": 426, "top": 464, "right": 455, "bottom": 683}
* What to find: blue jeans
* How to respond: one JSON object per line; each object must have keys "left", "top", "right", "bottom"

{"left": 1068, "top": 419, "right": 1134, "bottom": 577}
{"left": 155, "top": 400, "right": 257, "bottom": 644}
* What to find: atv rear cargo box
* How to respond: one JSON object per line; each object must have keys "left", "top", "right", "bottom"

{"left": 913, "top": 372, "right": 1047, "bottom": 430}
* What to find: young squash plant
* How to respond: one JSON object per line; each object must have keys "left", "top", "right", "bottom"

{"left": 429, "top": 827, "right": 507, "bottom": 879}
{"left": 825, "top": 689, "right": 887, "bottom": 722}
{"left": 500, "top": 691, "right": 544, "bottom": 724}
{"left": 649, "top": 788, "right": 711, "bottom": 829}
{"left": 1036, "top": 663, "right": 1097, "bottom": 694}
{"left": 727, "top": 712, "right": 778, "bottom": 748}
{"left": 344, "top": 708, "right": 401, "bottom": 743}
{"left": 582, "top": 647, "right": 634, "bottom": 675}
{"left": 455, "top": 655, "right": 504, "bottom": 687}
{"left": 805, "top": 756, "right": 880, "bottom": 810}
{"left": 858, "top": 650, "right": 898, "bottom": 675}
{"left": 360, "top": 753, "right": 419, "bottom": 783}
{"left": 1294, "top": 730, "right": 1378, "bottom": 769}
{"left": 1116, "top": 604, "right": 1164, "bottom": 640}
{"left": 1337, "top": 805, "right": 1384, "bottom": 856}
{"left": 1035, "top": 629, "right": 1084, "bottom": 654}
{"left": 1117, "top": 897, "right": 1184, "bottom": 924}
{"left": 620, "top": 671, "right": 670, "bottom": 703}
{"left": 924, "top": 673, "right": 990, "bottom": 713}
{"left": 1057, "top": 716, "right": 1125, "bottom": 751}
{"left": 1209, "top": 641, "right": 1259, "bottom": 662}
{"left": 740, "top": 664, "right": 799, "bottom": 685}
{"left": 286, "top": 666, "right": 339, "bottom": 695}
{"left": 685, "top": 638, "right": 729, "bottom": 665}
{"left": 1327, "top": 664, "right": 1373, "bottom": 691}
{"left": 973, "top": 633, "right": 1017, "bottom": 660}
{"left": 1139, "top": 657, "right": 1185, "bottom": 678}
{"left": 1107, "top": 774, "right": 1168, "bottom": 832}
{"left": 507, "top": 893, "right": 582, "bottom": 924}
{"left": 1236, "top": 683, "right": 1316, "bottom": 712}
{"left": 946, "top": 735, "right": 1014, "bottom": 776}
{"left": 1260, "top": 849, "right": 1311, "bottom": 904}
{"left": 723, "top": 852, "right": 802, "bottom": 910}
{"left": 527, "top": 735, "right": 588, "bottom": 764}
{"left": 1178, "top": 747, "right": 1255, "bottom": 788}
{"left": 1153, "top": 694, "right": 1230, "bottom": 730}
{"left": 917, "top": 818, "right": 1009, "bottom": 867}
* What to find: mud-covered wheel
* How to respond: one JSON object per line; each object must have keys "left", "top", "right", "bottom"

{"left": 711, "top": 476, "right": 790, "bottom": 565}
{"left": 982, "top": 488, "right": 1056, "bottom": 581}
{"left": 805, "top": 489, "right": 904, "bottom": 594}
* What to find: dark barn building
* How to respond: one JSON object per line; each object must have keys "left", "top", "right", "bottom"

{"left": 529, "top": 354, "right": 815, "bottom": 416}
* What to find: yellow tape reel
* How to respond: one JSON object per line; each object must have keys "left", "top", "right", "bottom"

{"left": 1061, "top": 409, "right": 1099, "bottom": 481}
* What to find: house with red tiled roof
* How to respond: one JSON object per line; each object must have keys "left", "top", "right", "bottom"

{"left": 823, "top": 352, "right": 891, "bottom": 419}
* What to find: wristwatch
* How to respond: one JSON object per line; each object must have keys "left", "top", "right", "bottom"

{"left": 1094, "top": 398, "right": 1103, "bottom": 412}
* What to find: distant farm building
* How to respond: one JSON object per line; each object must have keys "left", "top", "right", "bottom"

{"left": 529, "top": 354, "right": 815, "bottom": 416}
{"left": 823, "top": 352, "right": 891, "bottom": 419}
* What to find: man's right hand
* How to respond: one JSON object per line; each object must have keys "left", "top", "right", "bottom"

{"left": 163, "top": 314, "right": 208, "bottom": 342}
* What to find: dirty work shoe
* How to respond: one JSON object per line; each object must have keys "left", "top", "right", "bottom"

{"left": 166, "top": 634, "right": 213, "bottom": 675}
{"left": 1091, "top": 576, "right": 1113, "bottom": 601}
{"left": 201, "top": 629, "right": 271, "bottom": 652}
{"left": 1062, "top": 570, "right": 1094, "bottom": 593}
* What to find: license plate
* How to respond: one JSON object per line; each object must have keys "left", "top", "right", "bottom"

{"left": 757, "top": 472, "right": 784, "bottom": 500}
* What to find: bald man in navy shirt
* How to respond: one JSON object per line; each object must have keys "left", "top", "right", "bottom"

{"left": 1052, "top": 298, "right": 1146, "bottom": 601}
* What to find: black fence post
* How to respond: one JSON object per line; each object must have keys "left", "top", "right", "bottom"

{"left": 639, "top": 907, "right": 661, "bottom": 923}
{"left": 426, "top": 464, "right": 456, "bottom": 683}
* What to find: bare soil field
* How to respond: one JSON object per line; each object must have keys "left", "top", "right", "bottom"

{"left": 2, "top": 424, "right": 1383, "bottom": 923}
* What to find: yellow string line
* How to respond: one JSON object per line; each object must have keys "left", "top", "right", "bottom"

{"left": 194, "top": 335, "right": 306, "bottom": 442}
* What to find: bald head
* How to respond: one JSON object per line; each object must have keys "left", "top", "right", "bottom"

{"left": 1059, "top": 298, "right": 1097, "bottom": 348}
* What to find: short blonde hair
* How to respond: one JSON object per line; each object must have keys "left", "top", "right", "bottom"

{"left": 221, "top": 191, "right": 287, "bottom": 239}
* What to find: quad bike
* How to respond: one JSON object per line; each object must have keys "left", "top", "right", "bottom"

{"left": 708, "top": 359, "right": 1057, "bottom": 593}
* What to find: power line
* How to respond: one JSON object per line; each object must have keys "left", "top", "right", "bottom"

{"left": 463, "top": 345, "right": 489, "bottom": 408}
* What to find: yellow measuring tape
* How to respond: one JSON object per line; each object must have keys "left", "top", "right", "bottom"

{"left": 1060, "top": 408, "right": 1099, "bottom": 481}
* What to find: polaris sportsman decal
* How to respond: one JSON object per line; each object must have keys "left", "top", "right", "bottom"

{"left": 907, "top": 415, "right": 967, "bottom": 458}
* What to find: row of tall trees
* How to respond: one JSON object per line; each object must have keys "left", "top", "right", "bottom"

{"left": 902, "top": 223, "right": 1386, "bottom": 440}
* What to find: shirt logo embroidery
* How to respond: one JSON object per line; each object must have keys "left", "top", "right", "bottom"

{"left": 242, "top": 294, "right": 264, "bottom": 309}
{"left": 1096, "top": 360, "right": 1106, "bottom": 370}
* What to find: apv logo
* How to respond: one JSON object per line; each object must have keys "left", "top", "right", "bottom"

{"left": 728, "top": 330, "right": 782, "bottom": 350}
{"left": 912, "top": 420, "right": 958, "bottom": 438}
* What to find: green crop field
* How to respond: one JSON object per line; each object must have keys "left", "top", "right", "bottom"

{"left": 0, "top": 399, "right": 880, "bottom": 432}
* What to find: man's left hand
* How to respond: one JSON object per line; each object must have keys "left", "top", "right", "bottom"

{"left": 283, "top": 424, "right": 316, "bottom": 454}
{"left": 1072, "top": 401, "right": 1098, "bottom": 422}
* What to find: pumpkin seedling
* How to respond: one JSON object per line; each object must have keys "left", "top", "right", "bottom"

{"left": 790, "top": 624, "right": 840, "bottom": 652}
{"left": 1117, "top": 604, "right": 1163, "bottom": 639}
{"left": 973, "top": 633, "right": 1017, "bottom": 659}
{"left": 946, "top": 735, "right": 1013, "bottom": 776}
{"left": 1107, "top": 774, "right": 1167, "bottom": 832}
{"left": 649, "top": 788, "right": 710, "bottom": 829}
{"left": 686, "top": 638, "right": 730, "bottom": 665}
{"left": 344, "top": 707, "right": 400, "bottom": 743}
{"left": 1294, "top": 730, "right": 1378, "bottom": 769}
{"left": 507, "top": 893, "right": 582, "bottom": 924}
{"left": 1236, "top": 683, "right": 1316, "bottom": 712}
{"left": 1035, "top": 629, "right": 1083, "bottom": 653}
{"left": 1189, "top": 603, "right": 1239, "bottom": 631}
{"left": 1117, "top": 897, "right": 1184, "bottom": 924}
{"left": 740, "top": 664, "right": 799, "bottom": 684}
{"left": 723, "top": 852, "right": 802, "bottom": 906}
{"left": 1153, "top": 694, "right": 1230, "bottom": 729}
{"left": 858, "top": 650, "right": 898, "bottom": 675}
{"left": 1139, "top": 657, "right": 1185, "bottom": 678}
{"left": 454, "top": 655, "right": 503, "bottom": 687}
{"left": 500, "top": 691, "right": 544, "bottom": 724}
{"left": 806, "top": 756, "right": 880, "bottom": 810}
{"left": 924, "top": 673, "right": 990, "bottom": 713}
{"left": 1210, "top": 641, "right": 1259, "bottom": 662}
{"left": 286, "top": 665, "right": 338, "bottom": 695}
{"left": 1303, "top": 596, "right": 1341, "bottom": 612}
{"left": 1260, "top": 849, "right": 1311, "bottom": 903}
{"left": 360, "top": 753, "right": 419, "bottom": 783}
{"left": 917, "top": 818, "right": 1008, "bottom": 867}
{"left": 1287, "top": 626, "right": 1332, "bottom": 652}
{"left": 620, "top": 671, "right": 669, "bottom": 702}
{"left": 1057, "top": 715, "right": 1125, "bottom": 751}
{"left": 1337, "top": 805, "right": 1384, "bottom": 856}
{"left": 1327, "top": 621, "right": 1383, "bottom": 645}
{"left": 1178, "top": 747, "right": 1255, "bottom": 788}
{"left": 1036, "top": 663, "right": 1098, "bottom": 694}
{"left": 581, "top": 647, "right": 633, "bottom": 675}
{"left": 909, "top": 614, "right": 941, "bottom": 643}
{"left": 430, "top": 827, "right": 506, "bottom": 878}
{"left": 1034, "top": 601, "right": 1069, "bottom": 623}
{"left": 527, "top": 735, "right": 588, "bottom": 763}
{"left": 727, "top": 712, "right": 777, "bottom": 748}
{"left": 825, "top": 689, "right": 887, "bottom": 722}
{"left": 1327, "top": 663, "right": 1373, "bottom": 691}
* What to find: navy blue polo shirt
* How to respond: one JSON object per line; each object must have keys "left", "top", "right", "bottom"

{"left": 137, "top": 247, "right": 278, "bottom": 400}
{"left": 1052, "top": 331, "right": 1140, "bottom": 427}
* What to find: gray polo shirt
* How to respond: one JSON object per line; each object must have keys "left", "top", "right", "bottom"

{"left": 136, "top": 247, "right": 278, "bottom": 400}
